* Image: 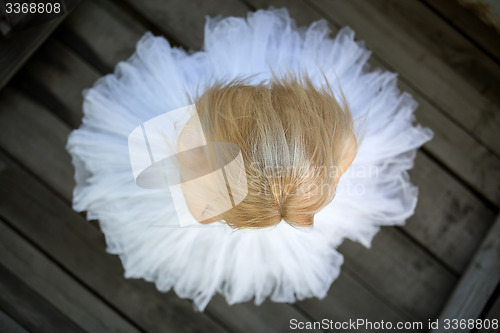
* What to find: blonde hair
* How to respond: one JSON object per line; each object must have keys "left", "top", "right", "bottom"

{"left": 186, "top": 71, "right": 354, "bottom": 229}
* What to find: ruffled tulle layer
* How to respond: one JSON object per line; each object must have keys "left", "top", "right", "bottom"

{"left": 66, "top": 7, "right": 433, "bottom": 311}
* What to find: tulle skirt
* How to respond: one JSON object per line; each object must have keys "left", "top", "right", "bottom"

{"left": 66, "top": 7, "right": 434, "bottom": 311}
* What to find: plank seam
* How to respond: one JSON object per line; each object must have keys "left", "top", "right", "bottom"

{"left": 107, "top": 0, "right": 184, "bottom": 48}
{"left": 420, "top": 147, "right": 499, "bottom": 212}
{"left": 419, "top": 0, "right": 500, "bottom": 66}
{"left": 0, "top": 186, "right": 147, "bottom": 333}
{"left": 478, "top": 280, "right": 500, "bottom": 321}
{"left": 0, "top": 262, "right": 86, "bottom": 332}
{"left": 395, "top": 226, "right": 459, "bottom": 277}
{"left": 341, "top": 264, "right": 417, "bottom": 322}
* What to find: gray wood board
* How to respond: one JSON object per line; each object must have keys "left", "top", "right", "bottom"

{"left": 0, "top": 309, "right": 29, "bottom": 333}
{"left": 0, "top": 264, "right": 84, "bottom": 333}
{"left": 433, "top": 214, "right": 500, "bottom": 332}
{"left": 422, "top": 0, "right": 500, "bottom": 62}
{"left": 0, "top": 219, "right": 141, "bottom": 333}
{"left": 0, "top": 13, "right": 65, "bottom": 89}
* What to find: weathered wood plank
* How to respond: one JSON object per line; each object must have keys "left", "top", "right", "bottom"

{"left": 432, "top": 214, "right": 500, "bottom": 332}
{"left": 0, "top": 219, "right": 141, "bottom": 333}
{"left": 0, "top": 13, "right": 65, "bottom": 89}
{"left": 0, "top": 309, "right": 29, "bottom": 333}
{"left": 207, "top": 296, "right": 325, "bottom": 333}
{"left": 62, "top": 0, "right": 147, "bottom": 70}
{"left": 366, "top": 0, "right": 500, "bottom": 119}
{"left": 304, "top": 0, "right": 500, "bottom": 158}
{"left": 337, "top": 227, "right": 456, "bottom": 321}
{"left": 352, "top": 0, "right": 500, "bottom": 207}
{"left": 12, "top": 38, "right": 100, "bottom": 128}
{"left": 406, "top": 150, "right": 495, "bottom": 273}
{"left": 478, "top": 292, "right": 500, "bottom": 332}
{"left": 422, "top": 0, "right": 500, "bottom": 62}
{"left": 0, "top": 146, "right": 229, "bottom": 333}
{"left": 399, "top": 77, "right": 500, "bottom": 209}
{"left": 0, "top": 265, "right": 84, "bottom": 333}
{"left": 117, "top": 0, "right": 252, "bottom": 52}
{"left": 0, "top": 87, "right": 74, "bottom": 199}
{"left": 298, "top": 265, "right": 413, "bottom": 326}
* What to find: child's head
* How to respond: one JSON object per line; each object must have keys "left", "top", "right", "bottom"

{"left": 182, "top": 71, "right": 355, "bottom": 229}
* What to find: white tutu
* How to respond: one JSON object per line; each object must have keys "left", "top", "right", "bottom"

{"left": 66, "top": 7, "right": 433, "bottom": 311}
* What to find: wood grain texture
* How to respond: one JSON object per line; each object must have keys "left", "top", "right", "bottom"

{"left": 0, "top": 15, "right": 65, "bottom": 89}
{"left": 407, "top": 151, "right": 495, "bottom": 273}
{"left": 206, "top": 296, "right": 325, "bottom": 333}
{"left": 298, "top": 265, "right": 413, "bottom": 326}
{"left": 117, "top": 0, "right": 252, "bottom": 52}
{"left": 13, "top": 38, "right": 100, "bottom": 128}
{"left": 337, "top": 227, "right": 456, "bottom": 321}
{"left": 422, "top": 0, "right": 500, "bottom": 62}
{"left": 0, "top": 265, "right": 84, "bottom": 333}
{"left": 367, "top": 0, "right": 500, "bottom": 122}
{"left": 433, "top": 214, "right": 500, "bottom": 331}
{"left": 0, "top": 88, "right": 74, "bottom": 199}
{"left": 478, "top": 292, "right": 500, "bottom": 332}
{"left": 0, "top": 220, "right": 141, "bottom": 333}
{"left": 62, "top": 0, "right": 148, "bottom": 70}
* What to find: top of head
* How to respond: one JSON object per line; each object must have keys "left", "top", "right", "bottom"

{"left": 180, "top": 70, "right": 356, "bottom": 229}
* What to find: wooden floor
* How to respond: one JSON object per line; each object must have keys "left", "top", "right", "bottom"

{"left": 0, "top": 0, "right": 499, "bottom": 332}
